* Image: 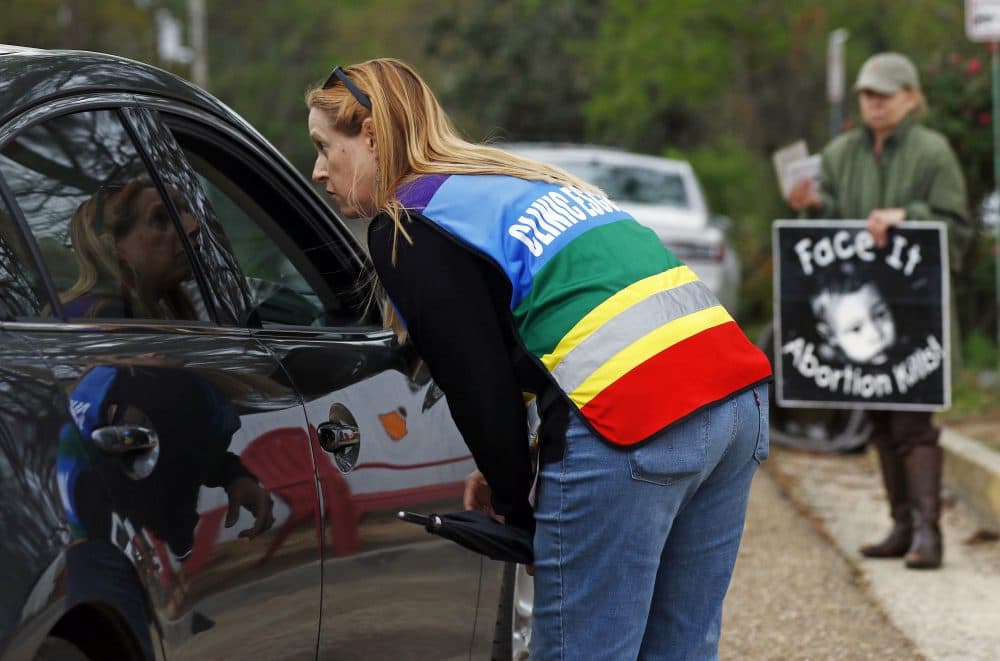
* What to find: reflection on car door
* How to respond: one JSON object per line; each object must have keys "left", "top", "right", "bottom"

{"left": 0, "top": 106, "right": 324, "bottom": 660}
{"left": 263, "top": 331, "right": 483, "bottom": 660}
{"left": 0, "top": 327, "right": 70, "bottom": 656}
{"left": 161, "top": 116, "right": 485, "bottom": 659}
{"left": 33, "top": 330, "right": 319, "bottom": 660}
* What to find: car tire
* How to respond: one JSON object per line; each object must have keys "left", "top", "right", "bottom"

{"left": 492, "top": 562, "right": 533, "bottom": 660}
{"left": 34, "top": 636, "right": 89, "bottom": 661}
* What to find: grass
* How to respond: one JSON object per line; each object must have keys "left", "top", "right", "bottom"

{"left": 939, "top": 367, "right": 1000, "bottom": 450}
{"left": 944, "top": 370, "right": 1000, "bottom": 418}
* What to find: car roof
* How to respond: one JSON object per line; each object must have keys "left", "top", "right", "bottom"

{"left": 503, "top": 141, "right": 707, "bottom": 216}
{"left": 502, "top": 141, "right": 694, "bottom": 175}
{"left": 0, "top": 44, "right": 239, "bottom": 130}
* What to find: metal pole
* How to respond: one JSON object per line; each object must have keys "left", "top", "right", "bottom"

{"left": 189, "top": 0, "right": 208, "bottom": 89}
{"left": 993, "top": 43, "right": 1000, "bottom": 370}
{"left": 827, "top": 29, "right": 849, "bottom": 139}
{"left": 830, "top": 101, "right": 842, "bottom": 140}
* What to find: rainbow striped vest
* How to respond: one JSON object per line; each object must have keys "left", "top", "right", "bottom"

{"left": 398, "top": 174, "right": 772, "bottom": 446}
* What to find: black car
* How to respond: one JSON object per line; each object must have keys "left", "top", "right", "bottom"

{"left": 0, "top": 45, "right": 529, "bottom": 660}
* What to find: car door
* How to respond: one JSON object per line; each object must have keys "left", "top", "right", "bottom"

{"left": 150, "top": 107, "right": 486, "bottom": 660}
{"left": 0, "top": 103, "right": 323, "bottom": 660}
{"left": 0, "top": 197, "right": 76, "bottom": 659}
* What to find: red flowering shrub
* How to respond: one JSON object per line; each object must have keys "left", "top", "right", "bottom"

{"left": 923, "top": 48, "right": 994, "bottom": 210}
{"left": 921, "top": 47, "right": 998, "bottom": 355}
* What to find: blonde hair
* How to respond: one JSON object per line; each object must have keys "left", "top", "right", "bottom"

{"left": 306, "top": 58, "right": 600, "bottom": 245}
{"left": 306, "top": 58, "right": 601, "bottom": 334}
{"left": 909, "top": 88, "right": 928, "bottom": 117}
{"left": 61, "top": 179, "right": 195, "bottom": 319}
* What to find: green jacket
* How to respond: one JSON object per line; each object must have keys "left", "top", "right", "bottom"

{"left": 811, "top": 116, "right": 974, "bottom": 274}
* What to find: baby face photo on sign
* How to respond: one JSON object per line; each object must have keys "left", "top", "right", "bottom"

{"left": 772, "top": 221, "right": 950, "bottom": 410}
{"left": 811, "top": 271, "right": 897, "bottom": 366}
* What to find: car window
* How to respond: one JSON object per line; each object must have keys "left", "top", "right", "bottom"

{"left": 192, "top": 171, "right": 330, "bottom": 326}
{"left": 554, "top": 160, "right": 689, "bottom": 208}
{"left": 122, "top": 108, "right": 253, "bottom": 326}
{"left": 164, "top": 121, "right": 378, "bottom": 329}
{"left": 0, "top": 193, "right": 47, "bottom": 319}
{"left": 0, "top": 109, "right": 212, "bottom": 323}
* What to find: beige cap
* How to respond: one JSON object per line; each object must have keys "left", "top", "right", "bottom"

{"left": 854, "top": 52, "right": 920, "bottom": 95}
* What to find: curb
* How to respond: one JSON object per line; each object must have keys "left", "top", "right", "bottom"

{"left": 941, "top": 427, "right": 1000, "bottom": 530}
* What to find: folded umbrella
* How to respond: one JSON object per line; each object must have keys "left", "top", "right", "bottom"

{"left": 397, "top": 509, "right": 533, "bottom": 565}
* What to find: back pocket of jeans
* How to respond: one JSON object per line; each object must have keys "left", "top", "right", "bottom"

{"left": 628, "top": 410, "right": 710, "bottom": 486}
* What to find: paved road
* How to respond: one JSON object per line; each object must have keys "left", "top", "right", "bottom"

{"left": 724, "top": 446, "right": 1000, "bottom": 660}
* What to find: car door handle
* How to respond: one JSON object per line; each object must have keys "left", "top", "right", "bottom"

{"left": 92, "top": 425, "right": 158, "bottom": 454}
{"left": 91, "top": 425, "right": 161, "bottom": 480}
{"left": 317, "top": 420, "right": 359, "bottom": 452}
{"left": 317, "top": 403, "right": 361, "bottom": 472}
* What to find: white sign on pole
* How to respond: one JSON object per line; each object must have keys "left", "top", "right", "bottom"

{"left": 967, "top": 0, "right": 1000, "bottom": 42}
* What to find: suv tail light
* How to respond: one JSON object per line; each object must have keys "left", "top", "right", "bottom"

{"left": 664, "top": 241, "right": 725, "bottom": 263}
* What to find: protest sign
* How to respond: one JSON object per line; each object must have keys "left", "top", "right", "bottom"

{"left": 772, "top": 220, "right": 950, "bottom": 410}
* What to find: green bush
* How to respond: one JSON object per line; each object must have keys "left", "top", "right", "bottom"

{"left": 963, "top": 329, "right": 999, "bottom": 371}
{"left": 956, "top": 233, "right": 999, "bottom": 351}
{"left": 921, "top": 48, "right": 998, "bottom": 356}
{"left": 664, "top": 138, "right": 784, "bottom": 326}
{"left": 923, "top": 49, "right": 995, "bottom": 212}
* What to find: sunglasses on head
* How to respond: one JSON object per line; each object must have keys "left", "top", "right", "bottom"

{"left": 92, "top": 183, "right": 127, "bottom": 235}
{"left": 322, "top": 66, "right": 372, "bottom": 110}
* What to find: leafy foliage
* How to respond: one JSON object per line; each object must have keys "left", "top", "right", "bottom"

{"left": 424, "top": 0, "right": 606, "bottom": 143}
{"left": 0, "top": 0, "right": 156, "bottom": 59}
{"left": 923, "top": 48, "right": 995, "bottom": 213}
{"left": 920, "top": 48, "right": 999, "bottom": 347}
{"left": 1, "top": 0, "right": 996, "bottom": 342}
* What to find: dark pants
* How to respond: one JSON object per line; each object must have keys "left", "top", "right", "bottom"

{"left": 867, "top": 410, "right": 939, "bottom": 454}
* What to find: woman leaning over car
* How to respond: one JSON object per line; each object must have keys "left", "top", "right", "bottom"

{"left": 305, "top": 58, "right": 772, "bottom": 660}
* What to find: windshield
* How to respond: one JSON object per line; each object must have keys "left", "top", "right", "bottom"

{"left": 554, "top": 161, "right": 689, "bottom": 208}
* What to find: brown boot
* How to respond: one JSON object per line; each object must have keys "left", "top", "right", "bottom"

{"left": 903, "top": 445, "right": 943, "bottom": 569}
{"left": 860, "top": 445, "right": 912, "bottom": 558}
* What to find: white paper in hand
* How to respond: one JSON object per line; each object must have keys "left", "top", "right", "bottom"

{"left": 772, "top": 140, "right": 809, "bottom": 198}
{"left": 785, "top": 155, "right": 822, "bottom": 199}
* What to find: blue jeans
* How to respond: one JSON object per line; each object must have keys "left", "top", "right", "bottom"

{"left": 531, "top": 386, "right": 769, "bottom": 661}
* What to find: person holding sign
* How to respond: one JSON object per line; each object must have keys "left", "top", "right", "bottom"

{"left": 787, "top": 52, "right": 973, "bottom": 569}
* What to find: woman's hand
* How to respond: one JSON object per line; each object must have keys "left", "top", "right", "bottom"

{"left": 787, "top": 179, "right": 821, "bottom": 212}
{"left": 464, "top": 469, "right": 535, "bottom": 575}
{"left": 464, "top": 469, "right": 500, "bottom": 520}
{"left": 224, "top": 476, "right": 275, "bottom": 540}
{"left": 867, "top": 208, "right": 906, "bottom": 247}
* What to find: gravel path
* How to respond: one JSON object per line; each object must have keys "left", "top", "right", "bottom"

{"left": 760, "top": 445, "right": 1000, "bottom": 661}
{"left": 721, "top": 466, "right": 921, "bottom": 660}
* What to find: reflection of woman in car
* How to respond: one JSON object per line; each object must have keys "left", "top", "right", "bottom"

{"left": 61, "top": 179, "right": 200, "bottom": 319}
{"left": 306, "top": 59, "right": 772, "bottom": 660}
{"left": 57, "top": 358, "right": 274, "bottom": 646}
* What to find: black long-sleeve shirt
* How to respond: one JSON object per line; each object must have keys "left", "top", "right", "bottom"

{"left": 368, "top": 212, "right": 539, "bottom": 529}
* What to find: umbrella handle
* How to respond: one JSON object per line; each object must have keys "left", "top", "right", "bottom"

{"left": 397, "top": 511, "right": 442, "bottom": 531}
